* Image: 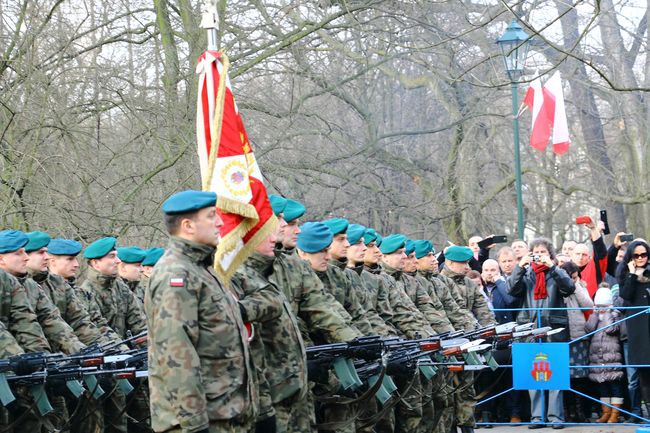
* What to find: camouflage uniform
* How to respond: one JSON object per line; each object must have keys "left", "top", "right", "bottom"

{"left": 345, "top": 265, "right": 395, "bottom": 336}
{"left": 234, "top": 252, "right": 308, "bottom": 433}
{"left": 134, "top": 276, "right": 147, "bottom": 306}
{"left": 414, "top": 271, "right": 457, "bottom": 433}
{"left": 320, "top": 259, "right": 374, "bottom": 335}
{"left": 273, "top": 247, "right": 361, "bottom": 433}
{"left": 440, "top": 268, "right": 496, "bottom": 429}
{"left": 29, "top": 269, "right": 108, "bottom": 433}
{"left": 67, "top": 276, "right": 124, "bottom": 344}
{"left": 80, "top": 268, "right": 146, "bottom": 339}
{"left": 18, "top": 275, "right": 85, "bottom": 354}
{"left": 29, "top": 270, "right": 108, "bottom": 346}
{"left": 145, "top": 236, "right": 257, "bottom": 433}
{"left": 380, "top": 264, "right": 435, "bottom": 433}
{"left": 348, "top": 265, "right": 397, "bottom": 433}
{"left": 274, "top": 247, "right": 361, "bottom": 345}
{"left": 422, "top": 271, "right": 476, "bottom": 331}
{"left": 0, "top": 269, "right": 50, "bottom": 353}
{"left": 81, "top": 267, "right": 147, "bottom": 433}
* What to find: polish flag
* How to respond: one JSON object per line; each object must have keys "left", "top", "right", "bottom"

{"left": 522, "top": 72, "right": 571, "bottom": 155}
{"left": 523, "top": 76, "right": 551, "bottom": 152}
{"left": 543, "top": 72, "right": 571, "bottom": 155}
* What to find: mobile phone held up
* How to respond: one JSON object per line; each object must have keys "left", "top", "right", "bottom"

{"left": 477, "top": 235, "right": 507, "bottom": 249}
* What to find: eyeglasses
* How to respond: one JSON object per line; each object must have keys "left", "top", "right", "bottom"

{"left": 633, "top": 252, "right": 648, "bottom": 259}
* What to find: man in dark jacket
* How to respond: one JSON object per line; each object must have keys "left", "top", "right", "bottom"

{"left": 507, "top": 238, "right": 575, "bottom": 429}
{"left": 482, "top": 259, "right": 519, "bottom": 324}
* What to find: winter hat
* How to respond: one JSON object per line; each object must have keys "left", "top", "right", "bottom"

{"left": 594, "top": 287, "right": 613, "bottom": 307}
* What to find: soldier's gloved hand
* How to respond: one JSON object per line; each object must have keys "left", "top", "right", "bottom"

{"left": 387, "top": 361, "right": 415, "bottom": 380}
{"left": 13, "top": 359, "right": 35, "bottom": 376}
{"left": 194, "top": 429, "right": 209, "bottom": 433}
{"left": 255, "top": 415, "right": 276, "bottom": 433}
{"left": 307, "top": 360, "right": 330, "bottom": 384}
{"left": 350, "top": 344, "right": 383, "bottom": 361}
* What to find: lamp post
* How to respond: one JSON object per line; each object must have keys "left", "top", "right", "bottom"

{"left": 497, "top": 19, "right": 530, "bottom": 239}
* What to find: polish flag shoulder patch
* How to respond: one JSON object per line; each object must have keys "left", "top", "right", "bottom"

{"left": 170, "top": 278, "right": 185, "bottom": 287}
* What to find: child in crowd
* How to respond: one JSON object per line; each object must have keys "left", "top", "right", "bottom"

{"left": 585, "top": 284, "right": 625, "bottom": 423}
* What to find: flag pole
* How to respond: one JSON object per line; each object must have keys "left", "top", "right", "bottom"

{"left": 201, "top": 0, "right": 219, "bottom": 50}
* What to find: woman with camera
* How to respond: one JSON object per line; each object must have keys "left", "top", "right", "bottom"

{"left": 618, "top": 240, "right": 650, "bottom": 414}
{"left": 508, "top": 238, "right": 576, "bottom": 429}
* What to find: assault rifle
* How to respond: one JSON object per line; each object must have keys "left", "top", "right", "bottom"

{"left": 0, "top": 332, "right": 149, "bottom": 414}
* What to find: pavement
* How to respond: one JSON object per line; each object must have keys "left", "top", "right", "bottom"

{"left": 473, "top": 425, "right": 645, "bottom": 432}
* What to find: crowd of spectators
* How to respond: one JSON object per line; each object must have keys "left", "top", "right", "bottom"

{"left": 457, "top": 220, "right": 650, "bottom": 427}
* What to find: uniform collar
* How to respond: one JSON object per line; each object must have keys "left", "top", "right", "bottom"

{"left": 381, "top": 262, "right": 401, "bottom": 279}
{"left": 86, "top": 266, "right": 116, "bottom": 289}
{"left": 28, "top": 268, "right": 49, "bottom": 284}
{"left": 329, "top": 257, "right": 348, "bottom": 270}
{"left": 364, "top": 263, "right": 382, "bottom": 275}
{"left": 348, "top": 262, "right": 364, "bottom": 275}
{"left": 168, "top": 236, "right": 215, "bottom": 267}
{"left": 246, "top": 252, "right": 275, "bottom": 276}
{"left": 440, "top": 267, "right": 466, "bottom": 282}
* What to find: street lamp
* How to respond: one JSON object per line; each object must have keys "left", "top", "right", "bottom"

{"left": 497, "top": 19, "right": 530, "bottom": 239}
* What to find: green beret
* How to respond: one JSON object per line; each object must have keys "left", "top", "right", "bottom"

{"left": 413, "top": 240, "right": 434, "bottom": 259}
{"left": 84, "top": 237, "right": 117, "bottom": 259}
{"left": 347, "top": 224, "right": 366, "bottom": 245}
{"left": 0, "top": 230, "right": 28, "bottom": 254}
{"left": 405, "top": 239, "right": 415, "bottom": 256}
{"left": 380, "top": 234, "right": 407, "bottom": 255}
{"left": 446, "top": 245, "right": 474, "bottom": 262}
{"left": 283, "top": 199, "right": 306, "bottom": 223}
{"left": 268, "top": 194, "right": 288, "bottom": 217}
{"left": 25, "top": 231, "right": 51, "bottom": 253}
{"left": 376, "top": 233, "right": 383, "bottom": 247}
{"left": 117, "top": 247, "right": 147, "bottom": 264}
{"left": 363, "top": 228, "right": 379, "bottom": 246}
{"left": 162, "top": 190, "right": 216, "bottom": 215}
{"left": 322, "top": 218, "right": 349, "bottom": 236}
{"left": 142, "top": 248, "right": 165, "bottom": 266}
{"left": 297, "top": 222, "right": 333, "bottom": 253}
{"left": 48, "top": 239, "right": 82, "bottom": 256}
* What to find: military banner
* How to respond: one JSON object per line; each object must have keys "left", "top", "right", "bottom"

{"left": 196, "top": 50, "right": 277, "bottom": 280}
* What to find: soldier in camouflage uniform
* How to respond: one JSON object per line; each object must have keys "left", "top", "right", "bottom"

{"left": 269, "top": 197, "right": 361, "bottom": 433}
{"left": 81, "top": 237, "right": 147, "bottom": 433}
{"left": 319, "top": 218, "right": 373, "bottom": 335}
{"left": 138, "top": 248, "right": 164, "bottom": 306}
{"left": 344, "top": 224, "right": 396, "bottom": 433}
{"left": 44, "top": 237, "right": 116, "bottom": 433}
{"left": 0, "top": 230, "right": 52, "bottom": 432}
{"left": 116, "top": 247, "right": 147, "bottom": 306}
{"left": 378, "top": 234, "right": 436, "bottom": 433}
{"left": 440, "top": 246, "right": 496, "bottom": 433}
{"left": 412, "top": 240, "right": 460, "bottom": 433}
{"left": 145, "top": 190, "right": 257, "bottom": 433}
{"left": 234, "top": 228, "right": 308, "bottom": 433}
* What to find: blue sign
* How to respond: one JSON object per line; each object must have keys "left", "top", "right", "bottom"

{"left": 512, "top": 343, "right": 570, "bottom": 390}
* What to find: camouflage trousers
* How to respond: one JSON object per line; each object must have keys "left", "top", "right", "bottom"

{"left": 281, "top": 392, "right": 314, "bottom": 433}
{"left": 454, "top": 371, "right": 476, "bottom": 427}
{"left": 69, "top": 393, "right": 103, "bottom": 433}
{"left": 104, "top": 385, "right": 128, "bottom": 433}
{"left": 167, "top": 420, "right": 251, "bottom": 433}
{"left": 394, "top": 371, "right": 423, "bottom": 433}
{"left": 432, "top": 371, "right": 455, "bottom": 433}
{"left": 0, "top": 394, "right": 42, "bottom": 433}
{"left": 126, "top": 380, "right": 150, "bottom": 432}
{"left": 419, "top": 375, "right": 435, "bottom": 433}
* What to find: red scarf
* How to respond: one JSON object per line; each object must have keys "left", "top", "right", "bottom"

{"left": 532, "top": 263, "right": 550, "bottom": 300}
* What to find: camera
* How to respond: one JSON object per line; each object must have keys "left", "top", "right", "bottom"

{"left": 533, "top": 255, "right": 541, "bottom": 262}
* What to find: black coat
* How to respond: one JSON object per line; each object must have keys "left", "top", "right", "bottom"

{"left": 619, "top": 272, "right": 650, "bottom": 365}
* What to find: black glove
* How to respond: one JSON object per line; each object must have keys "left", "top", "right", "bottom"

{"left": 255, "top": 415, "right": 276, "bottom": 433}
{"left": 12, "top": 358, "right": 36, "bottom": 376}
{"left": 387, "top": 361, "right": 416, "bottom": 380}
{"left": 307, "top": 359, "right": 330, "bottom": 384}
{"left": 194, "top": 429, "right": 209, "bottom": 433}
